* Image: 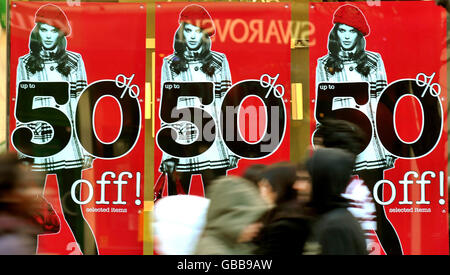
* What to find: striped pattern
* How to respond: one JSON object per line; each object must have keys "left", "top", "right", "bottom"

{"left": 159, "top": 51, "right": 237, "bottom": 172}
{"left": 16, "top": 51, "right": 87, "bottom": 171}
{"left": 315, "top": 51, "right": 392, "bottom": 171}
{"left": 342, "top": 176, "right": 376, "bottom": 247}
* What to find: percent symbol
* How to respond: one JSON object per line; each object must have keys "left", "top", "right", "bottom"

{"left": 260, "top": 73, "right": 285, "bottom": 99}
{"left": 115, "top": 74, "right": 140, "bottom": 99}
{"left": 415, "top": 72, "right": 441, "bottom": 98}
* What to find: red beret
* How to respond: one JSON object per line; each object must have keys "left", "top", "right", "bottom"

{"left": 34, "top": 4, "right": 71, "bottom": 36}
{"left": 333, "top": 5, "right": 370, "bottom": 36}
{"left": 179, "top": 4, "right": 215, "bottom": 37}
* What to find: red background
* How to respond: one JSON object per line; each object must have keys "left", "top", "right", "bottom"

{"left": 155, "top": 2, "right": 291, "bottom": 197}
{"left": 9, "top": 2, "right": 146, "bottom": 254}
{"left": 310, "top": 1, "right": 448, "bottom": 255}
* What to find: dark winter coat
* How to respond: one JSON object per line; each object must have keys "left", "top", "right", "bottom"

{"left": 254, "top": 200, "right": 314, "bottom": 255}
{"left": 307, "top": 148, "right": 368, "bottom": 255}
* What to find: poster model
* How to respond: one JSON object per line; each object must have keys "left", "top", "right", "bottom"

{"left": 310, "top": 2, "right": 448, "bottom": 255}
{"left": 9, "top": 2, "right": 146, "bottom": 255}
{"left": 155, "top": 2, "right": 291, "bottom": 198}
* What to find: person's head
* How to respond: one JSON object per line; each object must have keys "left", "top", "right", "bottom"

{"left": 336, "top": 24, "right": 359, "bottom": 51}
{"left": 38, "top": 23, "right": 60, "bottom": 50}
{"left": 183, "top": 23, "right": 205, "bottom": 51}
{"left": 325, "top": 5, "right": 372, "bottom": 76}
{"left": 199, "top": 176, "right": 267, "bottom": 251}
{"left": 330, "top": 5, "right": 369, "bottom": 51}
{"left": 258, "top": 162, "right": 298, "bottom": 206}
{"left": 171, "top": 4, "right": 216, "bottom": 76}
{"left": 314, "top": 118, "right": 366, "bottom": 156}
{"left": 26, "top": 4, "right": 71, "bottom": 75}
{"left": 32, "top": 4, "right": 70, "bottom": 50}
{"left": 178, "top": 4, "right": 215, "bottom": 37}
{"left": 306, "top": 148, "right": 355, "bottom": 213}
{"left": 293, "top": 162, "right": 312, "bottom": 204}
{"left": 29, "top": 22, "right": 67, "bottom": 56}
{"left": 175, "top": 4, "right": 215, "bottom": 51}
{"left": 328, "top": 23, "right": 365, "bottom": 55}
{"left": 243, "top": 164, "right": 267, "bottom": 187}
{"left": 174, "top": 22, "right": 212, "bottom": 55}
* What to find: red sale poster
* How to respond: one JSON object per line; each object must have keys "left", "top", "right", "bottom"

{"left": 8, "top": 2, "right": 146, "bottom": 255}
{"left": 154, "top": 3, "right": 291, "bottom": 198}
{"left": 310, "top": 2, "right": 448, "bottom": 255}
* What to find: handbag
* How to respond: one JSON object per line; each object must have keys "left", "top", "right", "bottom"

{"left": 153, "top": 172, "right": 186, "bottom": 202}
{"left": 154, "top": 173, "right": 166, "bottom": 202}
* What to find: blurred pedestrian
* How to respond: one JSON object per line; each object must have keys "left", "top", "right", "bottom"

{"left": 306, "top": 148, "right": 367, "bottom": 255}
{"left": 314, "top": 118, "right": 382, "bottom": 252}
{"left": 293, "top": 162, "right": 312, "bottom": 205}
{"left": 195, "top": 176, "right": 267, "bottom": 255}
{"left": 253, "top": 162, "right": 314, "bottom": 255}
{"left": 153, "top": 195, "right": 210, "bottom": 255}
{"left": 313, "top": 118, "right": 365, "bottom": 155}
{"left": 0, "top": 152, "right": 59, "bottom": 255}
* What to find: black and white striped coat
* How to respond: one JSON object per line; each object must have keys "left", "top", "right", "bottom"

{"left": 159, "top": 51, "right": 237, "bottom": 172}
{"left": 15, "top": 51, "right": 87, "bottom": 171}
{"left": 315, "top": 51, "right": 392, "bottom": 171}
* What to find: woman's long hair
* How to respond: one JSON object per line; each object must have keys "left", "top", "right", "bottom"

{"left": 325, "top": 23, "right": 371, "bottom": 76}
{"left": 25, "top": 23, "right": 71, "bottom": 76}
{"left": 170, "top": 22, "right": 216, "bottom": 77}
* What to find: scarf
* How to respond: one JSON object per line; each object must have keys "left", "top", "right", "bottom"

{"left": 183, "top": 48, "right": 203, "bottom": 62}
{"left": 39, "top": 47, "right": 59, "bottom": 62}
{"left": 338, "top": 47, "right": 357, "bottom": 62}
